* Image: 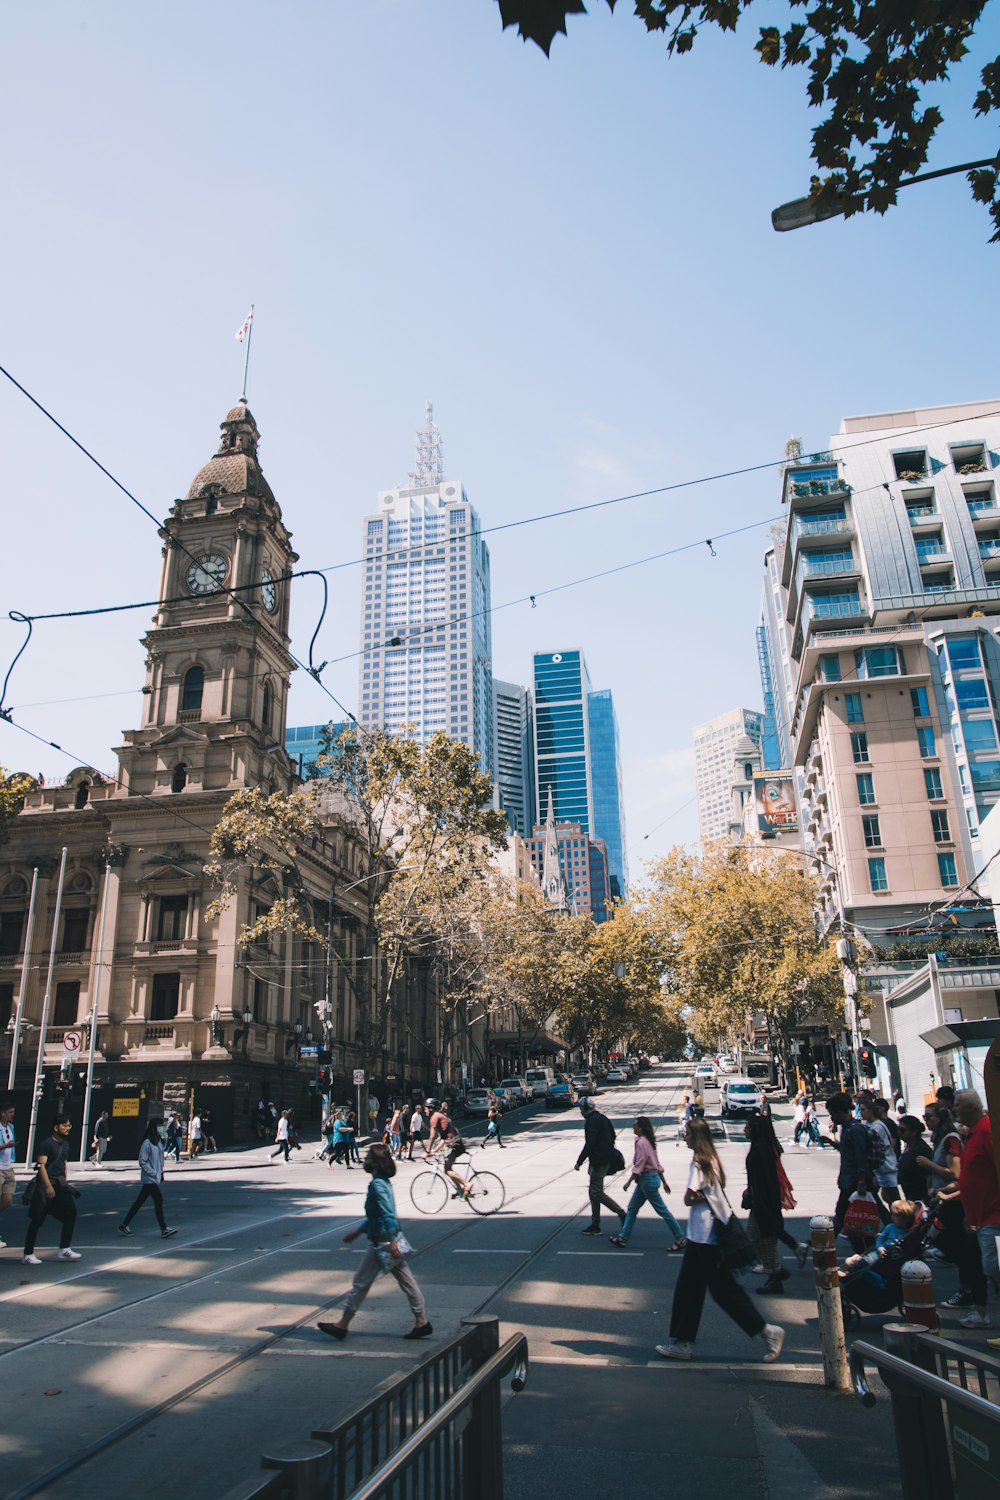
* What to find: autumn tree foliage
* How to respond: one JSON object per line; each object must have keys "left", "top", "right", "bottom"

{"left": 643, "top": 841, "right": 844, "bottom": 1084}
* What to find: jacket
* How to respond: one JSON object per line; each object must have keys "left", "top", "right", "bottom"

{"left": 745, "top": 1139, "right": 783, "bottom": 1236}
{"left": 836, "top": 1118, "right": 870, "bottom": 1191}
{"left": 363, "top": 1176, "right": 400, "bottom": 1243}
{"left": 138, "top": 1139, "right": 164, "bottom": 1185}
{"left": 576, "top": 1110, "right": 616, "bottom": 1170}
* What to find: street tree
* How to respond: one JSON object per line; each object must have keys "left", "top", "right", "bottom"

{"left": 496, "top": 1, "right": 1000, "bottom": 240}
{"left": 1, "top": 767, "right": 36, "bottom": 845}
{"left": 644, "top": 841, "right": 843, "bottom": 1085}
{"left": 207, "top": 724, "right": 508, "bottom": 1089}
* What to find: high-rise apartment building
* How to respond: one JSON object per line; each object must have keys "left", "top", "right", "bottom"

{"left": 531, "top": 649, "right": 628, "bottom": 898}
{"left": 694, "top": 708, "right": 765, "bottom": 845}
{"left": 492, "top": 679, "right": 535, "bottom": 837}
{"left": 357, "top": 404, "right": 494, "bottom": 772}
{"left": 770, "top": 398, "right": 1000, "bottom": 934}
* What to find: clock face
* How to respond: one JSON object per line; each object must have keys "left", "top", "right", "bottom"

{"left": 185, "top": 554, "right": 228, "bottom": 594}
{"left": 261, "top": 567, "right": 277, "bottom": 613}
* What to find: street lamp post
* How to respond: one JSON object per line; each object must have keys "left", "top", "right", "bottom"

{"left": 210, "top": 1004, "right": 223, "bottom": 1048}
{"left": 772, "top": 155, "right": 999, "bottom": 232}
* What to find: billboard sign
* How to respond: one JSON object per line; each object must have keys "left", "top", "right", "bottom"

{"left": 754, "top": 774, "right": 798, "bottom": 835}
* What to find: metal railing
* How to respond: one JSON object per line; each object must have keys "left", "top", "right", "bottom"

{"left": 218, "top": 1317, "right": 528, "bottom": 1500}
{"left": 851, "top": 1325, "right": 1000, "bottom": 1500}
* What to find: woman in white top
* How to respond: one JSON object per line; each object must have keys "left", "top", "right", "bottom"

{"left": 657, "top": 1119, "right": 784, "bottom": 1363}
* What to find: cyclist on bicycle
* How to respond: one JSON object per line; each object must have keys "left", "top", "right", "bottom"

{"left": 425, "top": 1098, "right": 470, "bottom": 1200}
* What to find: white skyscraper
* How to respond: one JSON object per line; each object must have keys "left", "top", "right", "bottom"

{"left": 693, "top": 707, "right": 765, "bottom": 845}
{"left": 358, "top": 404, "right": 494, "bottom": 771}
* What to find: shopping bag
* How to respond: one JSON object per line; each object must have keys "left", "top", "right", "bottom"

{"left": 843, "top": 1191, "right": 881, "bottom": 1238}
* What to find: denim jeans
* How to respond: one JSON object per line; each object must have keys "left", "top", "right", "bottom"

{"left": 619, "top": 1171, "right": 682, "bottom": 1243}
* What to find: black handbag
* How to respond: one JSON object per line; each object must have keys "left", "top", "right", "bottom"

{"left": 607, "top": 1147, "right": 626, "bottom": 1175}
{"left": 713, "top": 1190, "right": 757, "bottom": 1275}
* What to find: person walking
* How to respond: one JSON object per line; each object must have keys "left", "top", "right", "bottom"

{"left": 388, "top": 1105, "right": 403, "bottom": 1159}
{"left": 859, "top": 1095, "right": 898, "bottom": 1218}
{"left": 271, "top": 1109, "right": 292, "bottom": 1162}
{"left": 200, "top": 1108, "right": 217, "bottom": 1153}
{"left": 22, "top": 1115, "right": 81, "bottom": 1264}
{"left": 88, "top": 1111, "right": 112, "bottom": 1165}
{"left": 610, "top": 1116, "right": 684, "bottom": 1250}
{"left": 954, "top": 1089, "right": 1000, "bottom": 1334}
{"left": 896, "top": 1114, "right": 933, "bottom": 1203}
{"left": 189, "top": 1110, "right": 204, "bottom": 1160}
{"left": 317, "top": 1143, "right": 432, "bottom": 1342}
{"left": 482, "top": 1102, "right": 506, "bottom": 1149}
{"left": 656, "top": 1119, "right": 784, "bottom": 1362}
{"left": 743, "top": 1114, "right": 791, "bottom": 1294}
{"left": 164, "top": 1113, "right": 182, "bottom": 1163}
{"left": 118, "top": 1121, "right": 179, "bottom": 1239}
{"left": 575, "top": 1097, "right": 626, "bottom": 1236}
{"left": 406, "top": 1103, "right": 425, "bottom": 1160}
{"left": 330, "top": 1111, "right": 354, "bottom": 1168}
{"left": 0, "top": 1097, "right": 17, "bottom": 1249}
{"left": 826, "top": 1093, "right": 873, "bottom": 1236}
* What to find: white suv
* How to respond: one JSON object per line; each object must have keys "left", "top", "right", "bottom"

{"left": 720, "top": 1080, "right": 765, "bottom": 1119}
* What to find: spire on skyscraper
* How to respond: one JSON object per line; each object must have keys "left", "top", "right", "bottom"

{"left": 408, "top": 400, "right": 444, "bottom": 489}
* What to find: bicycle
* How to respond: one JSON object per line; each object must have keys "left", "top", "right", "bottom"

{"left": 409, "top": 1149, "right": 505, "bottom": 1216}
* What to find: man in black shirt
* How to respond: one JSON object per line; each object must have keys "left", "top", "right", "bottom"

{"left": 575, "top": 1098, "right": 626, "bottom": 1235}
{"left": 23, "top": 1116, "right": 80, "bottom": 1264}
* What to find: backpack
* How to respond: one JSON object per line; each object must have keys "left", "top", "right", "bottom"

{"left": 865, "top": 1121, "right": 888, "bottom": 1170}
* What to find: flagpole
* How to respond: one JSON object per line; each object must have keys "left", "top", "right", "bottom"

{"left": 241, "top": 303, "right": 254, "bottom": 401}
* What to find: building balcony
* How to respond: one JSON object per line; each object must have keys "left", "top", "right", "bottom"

{"left": 916, "top": 550, "right": 951, "bottom": 566}
{"left": 133, "top": 938, "right": 200, "bottom": 959}
{"left": 54, "top": 951, "right": 90, "bottom": 966}
{"left": 806, "top": 596, "right": 866, "bottom": 627}
{"left": 794, "top": 518, "right": 854, "bottom": 542}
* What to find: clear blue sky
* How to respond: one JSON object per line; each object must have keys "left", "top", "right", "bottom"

{"left": 1, "top": 1, "right": 997, "bottom": 874}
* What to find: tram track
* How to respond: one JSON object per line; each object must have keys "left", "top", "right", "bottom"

{"left": 7, "top": 1066, "right": 688, "bottom": 1500}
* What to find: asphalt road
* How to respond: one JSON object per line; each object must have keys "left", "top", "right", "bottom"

{"left": 0, "top": 1064, "right": 971, "bottom": 1498}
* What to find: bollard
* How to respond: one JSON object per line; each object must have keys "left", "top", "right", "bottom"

{"left": 261, "top": 1438, "right": 332, "bottom": 1500}
{"left": 810, "top": 1214, "right": 850, "bottom": 1391}
{"left": 901, "top": 1260, "right": 939, "bottom": 1332}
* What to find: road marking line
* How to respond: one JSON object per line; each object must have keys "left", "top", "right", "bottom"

{"left": 645, "top": 1361, "right": 820, "bottom": 1371}
{"left": 532, "top": 1355, "right": 611, "bottom": 1366}
{"left": 557, "top": 1251, "right": 645, "bottom": 1257}
{"left": 453, "top": 1248, "right": 528, "bottom": 1255}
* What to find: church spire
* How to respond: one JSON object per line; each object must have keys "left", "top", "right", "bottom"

{"left": 541, "top": 789, "right": 568, "bottom": 913}
{"left": 408, "top": 399, "right": 444, "bottom": 489}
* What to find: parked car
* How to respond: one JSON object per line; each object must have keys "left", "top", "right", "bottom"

{"left": 605, "top": 1067, "right": 629, "bottom": 1084}
{"left": 720, "top": 1079, "right": 765, "bottom": 1119}
{"left": 463, "top": 1088, "right": 498, "bottom": 1118}
{"left": 571, "top": 1072, "right": 597, "bottom": 1097}
{"left": 545, "top": 1080, "right": 578, "bottom": 1109}
{"left": 492, "top": 1086, "right": 517, "bottom": 1113}
{"left": 717, "top": 1055, "right": 736, "bottom": 1074}
{"left": 498, "top": 1076, "right": 531, "bottom": 1106}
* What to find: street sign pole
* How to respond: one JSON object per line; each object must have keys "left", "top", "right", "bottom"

{"left": 26, "top": 846, "right": 67, "bottom": 1166}
{"left": 79, "top": 857, "right": 112, "bottom": 1163}
{"left": 353, "top": 1068, "right": 365, "bottom": 1134}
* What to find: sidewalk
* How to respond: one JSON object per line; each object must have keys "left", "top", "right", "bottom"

{"left": 502, "top": 1359, "right": 898, "bottom": 1500}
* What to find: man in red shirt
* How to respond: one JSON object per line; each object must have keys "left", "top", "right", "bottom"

{"left": 955, "top": 1090, "right": 1000, "bottom": 1333}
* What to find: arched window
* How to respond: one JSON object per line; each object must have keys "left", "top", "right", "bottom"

{"left": 181, "top": 665, "right": 204, "bottom": 713}
{"left": 171, "top": 762, "right": 188, "bottom": 794}
{"left": 262, "top": 682, "right": 272, "bottom": 731}
{"left": 744, "top": 762, "right": 754, "bottom": 781}
{"left": 74, "top": 780, "right": 90, "bottom": 809}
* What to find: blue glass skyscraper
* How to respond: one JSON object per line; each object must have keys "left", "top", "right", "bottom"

{"left": 532, "top": 649, "right": 628, "bottom": 900}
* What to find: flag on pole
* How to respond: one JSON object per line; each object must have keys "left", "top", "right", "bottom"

{"left": 234, "top": 308, "right": 253, "bottom": 343}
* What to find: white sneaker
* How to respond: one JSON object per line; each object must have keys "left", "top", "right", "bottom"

{"left": 22, "top": 1253, "right": 42, "bottom": 1265}
{"left": 0, "top": 1237, "right": 6, "bottom": 1249}
{"left": 57, "top": 1248, "right": 82, "bottom": 1261}
{"left": 761, "top": 1324, "right": 785, "bottom": 1362}
{"left": 959, "top": 1311, "right": 993, "bottom": 1329}
{"left": 655, "top": 1341, "right": 693, "bottom": 1360}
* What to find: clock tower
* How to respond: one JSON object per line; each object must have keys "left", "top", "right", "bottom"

{"left": 116, "top": 402, "right": 299, "bottom": 797}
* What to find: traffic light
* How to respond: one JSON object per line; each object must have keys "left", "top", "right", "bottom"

{"left": 859, "top": 1046, "right": 877, "bottom": 1078}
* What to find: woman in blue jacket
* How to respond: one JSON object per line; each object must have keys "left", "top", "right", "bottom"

{"left": 318, "top": 1143, "right": 431, "bottom": 1341}
{"left": 118, "top": 1120, "right": 178, "bottom": 1238}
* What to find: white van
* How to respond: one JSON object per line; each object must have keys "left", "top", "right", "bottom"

{"left": 525, "top": 1066, "right": 555, "bottom": 1098}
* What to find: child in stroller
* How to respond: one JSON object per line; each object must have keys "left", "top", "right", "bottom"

{"left": 839, "top": 1199, "right": 929, "bottom": 1330}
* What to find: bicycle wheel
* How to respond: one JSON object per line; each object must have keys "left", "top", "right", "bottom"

{"left": 466, "top": 1170, "right": 505, "bottom": 1215}
{"left": 410, "top": 1171, "right": 448, "bottom": 1214}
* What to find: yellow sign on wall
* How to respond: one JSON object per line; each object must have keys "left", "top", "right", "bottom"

{"left": 112, "top": 1098, "right": 140, "bottom": 1117}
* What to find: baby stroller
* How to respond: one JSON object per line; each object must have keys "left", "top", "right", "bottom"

{"left": 840, "top": 1202, "right": 932, "bottom": 1331}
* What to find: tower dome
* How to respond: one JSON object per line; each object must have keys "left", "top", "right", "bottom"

{"left": 185, "top": 401, "right": 276, "bottom": 506}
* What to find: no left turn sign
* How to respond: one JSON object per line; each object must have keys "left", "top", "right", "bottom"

{"left": 62, "top": 1030, "right": 83, "bottom": 1053}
